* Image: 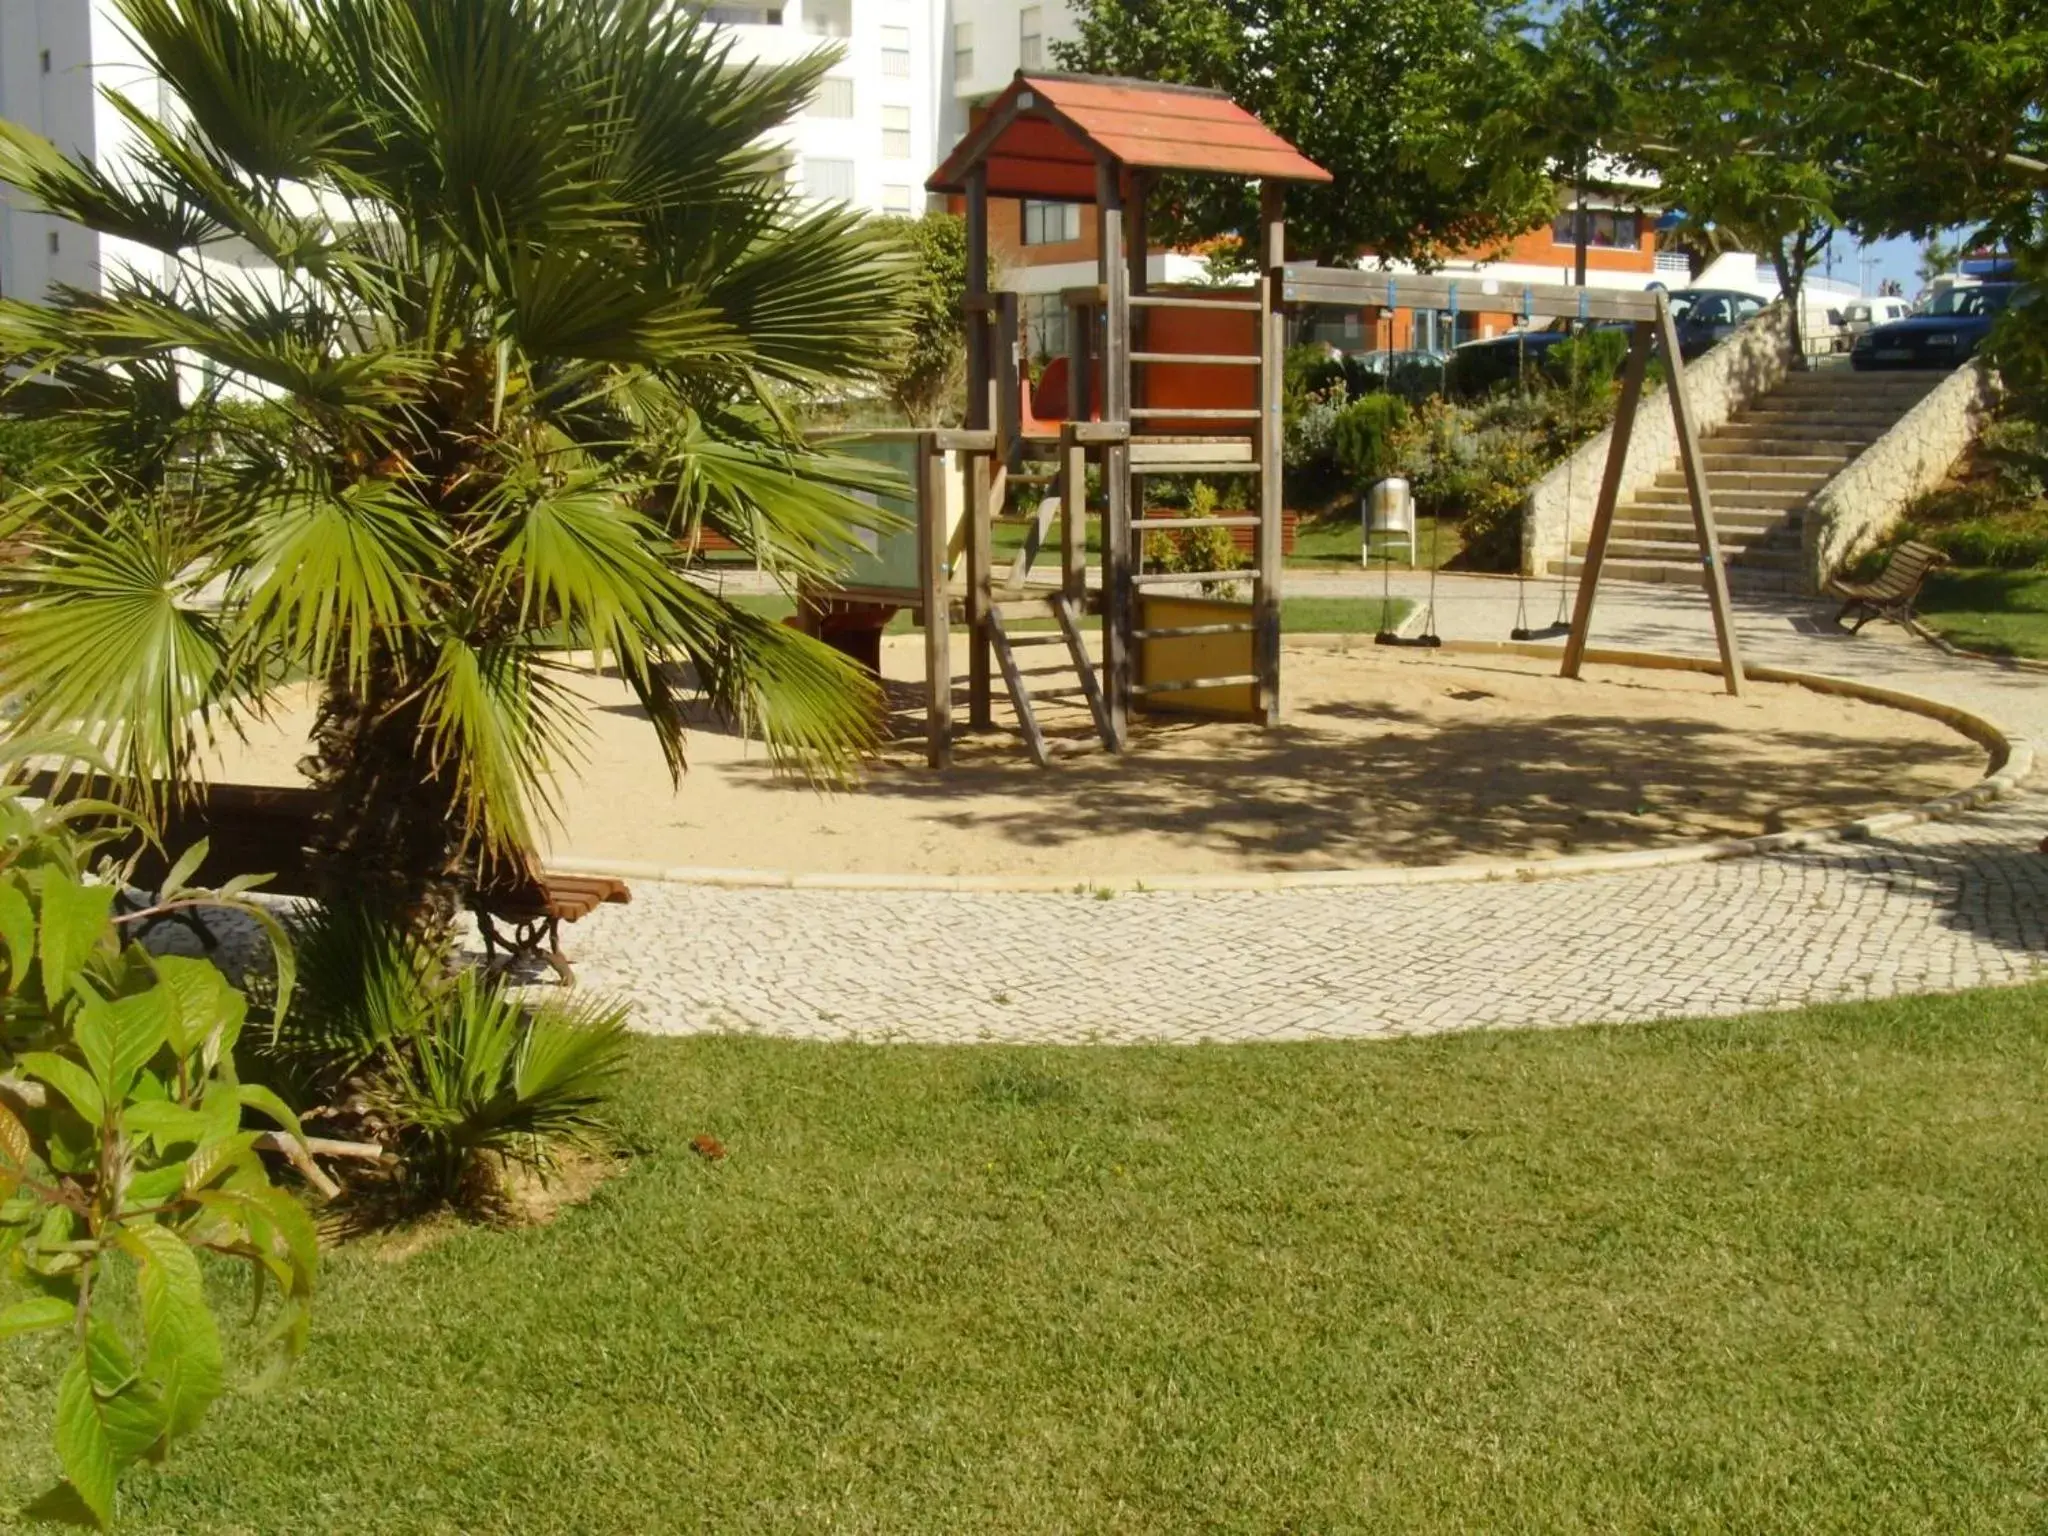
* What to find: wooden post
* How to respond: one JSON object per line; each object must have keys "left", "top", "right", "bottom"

{"left": 963, "top": 166, "right": 994, "bottom": 727}
{"left": 1656, "top": 292, "right": 1747, "bottom": 696}
{"left": 1060, "top": 422, "right": 1086, "bottom": 606}
{"left": 996, "top": 290, "right": 1023, "bottom": 472}
{"left": 916, "top": 433, "right": 951, "bottom": 768}
{"left": 1254, "top": 180, "right": 1286, "bottom": 725}
{"left": 967, "top": 449, "right": 994, "bottom": 728}
{"left": 1560, "top": 319, "right": 1654, "bottom": 679}
{"left": 1126, "top": 171, "right": 1150, "bottom": 547}
{"left": 1097, "top": 159, "right": 1131, "bottom": 748}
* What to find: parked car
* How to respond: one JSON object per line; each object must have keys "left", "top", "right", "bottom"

{"left": 1850, "top": 281, "right": 2028, "bottom": 369}
{"left": 1839, "top": 296, "right": 1912, "bottom": 336}
{"left": 1445, "top": 320, "right": 1630, "bottom": 395}
{"left": 1664, "top": 288, "right": 1768, "bottom": 358}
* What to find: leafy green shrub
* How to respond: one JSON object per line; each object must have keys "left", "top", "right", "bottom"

{"left": 260, "top": 905, "right": 629, "bottom": 1208}
{"left": 0, "top": 769, "right": 312, "bottom": 1529}
{"left": 1331, "top": 395, "right": 1412, "bottom": 489}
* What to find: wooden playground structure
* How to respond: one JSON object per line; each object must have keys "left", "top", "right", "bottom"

{"left": 803, "top": 72, "right": 1746, "bottom": 771}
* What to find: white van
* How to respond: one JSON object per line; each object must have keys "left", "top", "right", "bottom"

{"left": 1840, "top": 297, "right": 1912, "bottom": 336}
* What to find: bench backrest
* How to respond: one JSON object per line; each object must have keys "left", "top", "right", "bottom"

{"left": 1868, "top": 540, "right": 1947, "bottom": 599}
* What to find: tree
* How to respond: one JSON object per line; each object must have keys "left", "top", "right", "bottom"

{"left": 1054, "top": 0, "right": 1557, "bottom": 267}
{"left": 1584, "top": 0, "right": 1865, "bottom": 355}
{"left": 0, "top": 0, "right": 910, "bottom": 929}
{"left": 874, "top": 211, "right": 967, "bottom": 426}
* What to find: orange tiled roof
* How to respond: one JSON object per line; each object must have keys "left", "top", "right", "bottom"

{"left": 927, "top": 73, "right": 1330, "bottom": 201}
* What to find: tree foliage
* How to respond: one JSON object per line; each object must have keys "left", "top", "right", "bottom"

{"left": 873, "top": 212, "right": 967, "bottom": 426}
{"left": 0, "top": 763, "right": 311, "bottom": 1530}
{"left": 0, "top": 0, "right": 912, "bottom": 926}
{"left": 1053, "top": 0, "right": 1557, "bottom": 267}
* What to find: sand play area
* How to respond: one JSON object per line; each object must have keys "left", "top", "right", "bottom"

{"left": 201, "top": 637, "right": 1991, "bottom": 880}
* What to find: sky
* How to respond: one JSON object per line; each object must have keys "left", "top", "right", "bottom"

{"left": 1833, "top": 232, "right": 1928, "bottom": 296}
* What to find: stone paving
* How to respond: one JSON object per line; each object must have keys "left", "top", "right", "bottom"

{"left": 543, "top": 575, "right": 2048, "bottom": 1043}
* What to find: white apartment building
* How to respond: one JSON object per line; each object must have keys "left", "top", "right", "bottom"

{"left": 0, "top": 0, "right": 1058, "bottom": 303}
{"left": 0, "top": 1, "right": 175, "bottom": 300}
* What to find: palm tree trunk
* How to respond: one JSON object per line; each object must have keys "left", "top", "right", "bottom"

{"left": 304, "top": 658, "right": 468, "bottom": 936}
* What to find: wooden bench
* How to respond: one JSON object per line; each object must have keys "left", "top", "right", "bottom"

{"left": 1826, "top": 540, "right": 1948, "bottom": 633}
{"left": 31, "top": 776, "right": 627, "bottom": 983}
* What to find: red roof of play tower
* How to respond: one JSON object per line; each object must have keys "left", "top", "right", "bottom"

{"left": 926, "top": 73, "right": 1331, "bottom": 202}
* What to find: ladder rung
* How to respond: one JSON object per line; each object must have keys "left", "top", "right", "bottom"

{"left": 1001, "top": 630, "right": 1070, "bottom": 646}
{"left": 1132, "top": 569, "right": 1253, "bottom": 586}
{"left": 1133, "top": 622, "right": 1256, "bottom": 639}
{"left": 1126, "top": 461, "right": 1263, "bottom": 476}
{"left": 1130, "top": 352, "right": 1261, "bottom": 366}
{"left": 1031, "top": 686, "right": 1099, "bottom": 701}
{"left": 1132, "top": 672, "right": 1260, "bottom": 696}
{"left": 1130, "top": 294, "right": 1262, "bottom": 312}
{"left": 1136, "top": 516, "right": 1260, "bottom": 530}
{"left": 1129, "top": 408, "right": 1262, "bottom": 420}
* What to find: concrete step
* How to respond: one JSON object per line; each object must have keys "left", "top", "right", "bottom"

{"left": 1548, "top": 557, "right": 1804, "bottom": 594}
{"left": 1709, "top": 420, "right": 1887, "bottom": 445}
{"left": 1739, "top": 405, "right": 1904, "bottom": 428}
{"left": 1578, "top": 536, "right": 1801, "bottom": 568}
{"left": 1615, "top": 505, "right": 1796, "bottom": 536}
{"left": 1701, "top": 451, "right": 1855, "bottom": 475}
{"left": 1607, "top": 519, "right": 1791, "bottom": 549}
{"left": 1768, "top": 370, "right": 1941, "bottom": 393}
{"left": 1654, "top": 468, "right": 1834, "bottom": 494}
{"left": 1636, "top": 485, "right": 1809, "bottom": 512}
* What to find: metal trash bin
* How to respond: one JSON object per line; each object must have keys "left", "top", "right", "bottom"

{"left": 1363, "top": 476, "right": 1415, "bottom": 568}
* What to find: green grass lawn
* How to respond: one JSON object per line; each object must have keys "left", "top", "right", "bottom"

{"left": 1289, "top": 510, "right": 1468, "bottom": 571}
{"left": 731, "top": 590, "right": 1412, "bottom": 636}
{"left": 1914, "top": 567, "right": 2048, "bottom": 659}
{"left": 9, "top": 986, "right": 2047, "bottom": 1533}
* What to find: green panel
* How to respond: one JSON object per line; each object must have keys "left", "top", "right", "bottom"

{"left": 836, "top": 436, "right": 921, "bottom": 592}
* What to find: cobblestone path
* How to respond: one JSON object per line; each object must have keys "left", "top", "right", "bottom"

{"left": 552, "top": 579, "right": 2048, "bottom": 1042}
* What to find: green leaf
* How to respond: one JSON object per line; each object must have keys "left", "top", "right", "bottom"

{"left": 74, "top": 988, "right": 168, "bottom": 1103}
{"left": 53, "top": 1320, "right": 162, "bottom": 1529}
{"left": 124, "top": 1225, "right": 223, "bottom": 1443}
{"left": 152, "top": 953, "right": 242, "bottom": 1059}
{"left": 122, "top": 1100, "right": 210, "bottom": 1152}
{"left": 0, "top": 1295, "right": 73, "bottom": 1341}
{"left": 157, "top": 838, "right": 209, "bottom": 898}
{"left": 235, "top": 1084, "right": 304, "bottom": 1145}
{"left": 0, "top": 879, "right": 35, "bottom": 992}
{"left": 37, "top": 874, "right": 113, "bottom": 1009}
{"left": 17, "top": 1052, "right": 104, "bottom": 1126}
{"left": 125, "top": 1162, "right": 190, "bottom": 1205}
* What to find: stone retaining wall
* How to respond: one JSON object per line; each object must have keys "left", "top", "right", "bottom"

{"left": 1801, "top": 362, "right": 1997, "bottom": 590}
{"left": 1521, "top": 305, "right": 1798, "bottom": 576}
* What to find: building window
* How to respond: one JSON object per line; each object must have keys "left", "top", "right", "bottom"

{"left": 1019, "top": 7, "right": 1043, "bottom": 68}
{"left": 47, "top": 231, "right": 60, "bottom": 255}
{"left": 883, "top": 184, "right": 913, "bottom": 214}
{"left": 953, "top": 22, "right": 974, "bottom": 82}
{"left": 810, "top": 76, "right": 854, "bottom": 117}
{"left": 704, "top": 3, "right": 782, "bottom": 22}
{"left": 1021, "top": 199, "right": 1081, "bottom": 246}
{"left": 805, "top": 158, "right": 855, "bottom": 203}
{"left": 1550, "top": 209, "right": 1641, "bottom": 251}
{"left": 40, "top": 50, "right": 52, "bottom": 73}
{"left": 802, "top": 0, "right": 851, "bottom": 38}
{"left": 1024, "top": 294, "right": 1069, "bottom": 361}
{"left": 881, "top": 25, "right": 910, "bottom": 76}
{"left": 882, "top": 105, "right": 911, "bottom": 160}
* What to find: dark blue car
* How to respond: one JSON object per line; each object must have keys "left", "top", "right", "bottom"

{"left": 1851, "top": 282, "right": 2027, "bottom": 369}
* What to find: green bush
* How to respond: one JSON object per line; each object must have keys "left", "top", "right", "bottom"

{"left": 0, "top": 761, "right": 313, "bottom": 1528}
{"left": 260, "top": 903, "right": 630, "bottom": 1208}
{"left": 1331, "top": 395, "right": 1412, "bottom": 490}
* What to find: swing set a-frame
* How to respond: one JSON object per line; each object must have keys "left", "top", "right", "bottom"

{"left": 810, "top": 73, "right": 1745, "bottom": 770}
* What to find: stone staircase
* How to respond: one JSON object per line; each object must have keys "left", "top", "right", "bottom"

{"left": 1548, "top": 368, "right": 1943, "bottom": 594}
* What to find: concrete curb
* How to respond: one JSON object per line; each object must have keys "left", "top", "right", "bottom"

{"left": 1903, "top": 615, "right": 2048, "bottom": 675}
{"left": 552, "top": 642, "right": 2031, "bottom": 896}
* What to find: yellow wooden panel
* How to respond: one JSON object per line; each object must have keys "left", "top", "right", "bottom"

{"left": 1137, "top": 594, "right": 1257, "bottom": 717}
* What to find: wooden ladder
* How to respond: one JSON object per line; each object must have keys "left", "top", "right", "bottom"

{"left": 986, "top": 594, "right": 1112, "bottom": 768}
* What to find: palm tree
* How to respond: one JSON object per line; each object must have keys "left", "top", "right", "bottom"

{"left": 0, "top": 0, "right": 908, "bottom": 923}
